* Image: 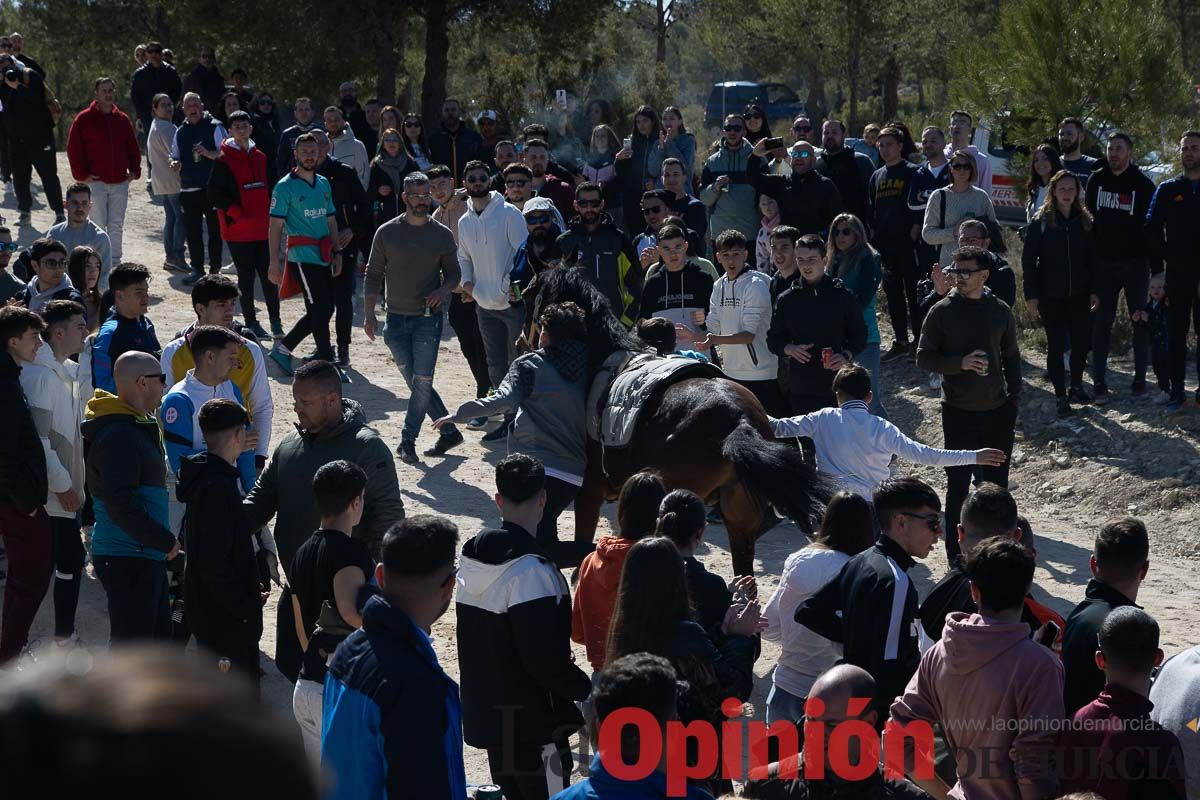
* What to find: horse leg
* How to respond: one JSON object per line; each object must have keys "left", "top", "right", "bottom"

{"left": 718, "top": 479, "right": 766, "bottom": 576}
{"left": 573, "top": 470, "right": 607, "bottom": 545}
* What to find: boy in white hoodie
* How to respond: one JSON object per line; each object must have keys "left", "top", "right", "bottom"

{"left": 20, "top": 300, "right": 89, "bottom": 643}
{"left": 701, "top": 228, "right": 785, "bottom": 415}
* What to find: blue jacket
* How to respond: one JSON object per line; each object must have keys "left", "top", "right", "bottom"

{"left": 322, "top": 592, "right": 467, "bottom": 800}
{"left": 551, "top": 757, "right": 714, "bottom": 800}
{"left": 91, "top": 310, "right": 161, "bottom": 395}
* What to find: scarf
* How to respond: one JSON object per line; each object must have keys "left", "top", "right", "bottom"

{"left": 375, "top": 151, "right": 410, "bottom": 189}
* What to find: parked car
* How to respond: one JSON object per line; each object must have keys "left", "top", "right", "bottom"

{"left": 703, "top": 81, "right": 808, "bottom": 130}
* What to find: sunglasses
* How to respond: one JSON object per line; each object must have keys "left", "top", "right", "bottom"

{"left": 789, "top": 149, "right": 812, "bottom": 159}
{"left": 259, "top": 99, "right": 274, "bottom": 106}
{"left": 899, "top": 511, "right": 942, "bottom": 531}
{"left": 382, "top": 137, "right": 402, "bottom": 145}
{"left": 834, "top": 228, "right": 855, "bottom": 237}
{"left": 641, "top": 205, "right": 665, "bottom": 215}
{"left": 142, "top": 373, "right": 167, "bottom": 383}
{"left": 576, "top": 199, "right": 602, "bottom": 208}
{"left": 950, "top": 162, "right": 972, "bottom": 171}
{"left": 744, "top": 113, "right": 763, "bottom": 119}
{"left": 39, "top": 258, "right": 67, "bottom": 269}
{"left": 525, "top": 214, "right": 553, "bottom": 225}
{"left": 146, "top": 48, "right": 162, "bottom": 54}
{"left": 724, "top": 125, "right": 744, "bottom": 132}
{"left": 945, "top": 266, "right": 985, "bottom": 275}
{"left": 404, "top": 121, "right": 422, "bottom": 128}
{"left": 505, "top": 179, "right": 529, "bottom": 187}
{"left": 792, "top": 125, "right": 812, "bottom": 132}
{"left": 0, "top": 242, "right": 18, "bottom": 252}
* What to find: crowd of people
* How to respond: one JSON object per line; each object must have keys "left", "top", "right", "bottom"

{"left": 0, "top": 33, "right": 1198, "bottom": 799}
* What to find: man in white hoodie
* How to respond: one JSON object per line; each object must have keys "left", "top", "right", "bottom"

{"left": 20, "top": 299, "right": 88, "bottom": 644}
{"left": 701, "top": 228, "right": 785, "bottom": 415}
{"left": 456, "top": 160, "right": 528, "bottom": 442}
{"left": 323, "top": 106, "right": 369, "bottom": 191}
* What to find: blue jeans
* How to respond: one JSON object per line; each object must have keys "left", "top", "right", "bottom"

{"left": 765, "top": 681, "right": 807, "bottom": 726}
{"left": 858, "top": 340, "right": 889, "bottom": 418}
{"left": 383, "top": 312, "right": 456, "bottom": 444}
{"left": 162, "top": 193, "right": 185, "bottom": 264}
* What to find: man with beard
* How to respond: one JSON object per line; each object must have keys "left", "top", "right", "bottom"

{"left": 945, "top": 110, "right": 992, "bottom": 195}
{"left": 907, "top": 126, "right": 951, "bottom": 272}
{"left": 429, "top": 98, "right": 482, "bottom": 188}
{"left": 277, "top": 97, "right": 322, "bottom": 177}
{"left": 129, "top": 42, "right": 181, "bottom": 176}
{"left": 557, "top": 181, "right": 642, "bottom": 328}
{"left": 521, "top": 139, "right": 573, "bottom": 222}
{"left": 511, "top": 197, "right": 563, "bottom": 293}
{"left": 661, "top": 157, "right": 707, "bottom": 255}
{"left": 700, "top": 113, "right": 762, "bottom": 241}
{"left": 815, "top": 119, "right": 875, "bottom": 223}
{"left": 458, "top": 160, "right": 528, "bottom": 442}
{"left": 750, "top": 139, "right": 844, "bottom": 238}
{"left": 501, "top": 163, "right": 533, "bottom": 209}
{"left": 363, "top": 171, "right": 462, "bottom": 464}
{"left": 183, "top": 45, "right": 224, "bottom": 116}
{"left": 311, "top": 129, "right": 370, "bottom": 372}
{"left": 362, "top": 98, "right": 381, "bottom": 157}
{"left": 323, "top": 106, "right": 369, "bottom": 191}
{"left": 336, "top": 81, "right": 371, "bottom": 148}
{"left": 267, "top": 134, "right": 342, "bottom": 374}
{"left": 1058, "top": 117, "right": 1098, "bottom": 187}
{"left": 489, "top": 140, "right": 519, "bottom": 192}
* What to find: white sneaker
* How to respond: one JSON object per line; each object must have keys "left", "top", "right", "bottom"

{"left": 929, "top": 372, "right": 943, "bottom": 390}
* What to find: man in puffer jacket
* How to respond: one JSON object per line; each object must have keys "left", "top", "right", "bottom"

{"left": 699, "top": 114, "right": 764, "bottom": 242}
{"left": 557, "top": 182, "right": 642, "bottom": 328}
{"left": 207, "top": 110, "right": 280, "bottom": 339}
{"left": 19, "top": 300, "right": 88, "bottom": 644}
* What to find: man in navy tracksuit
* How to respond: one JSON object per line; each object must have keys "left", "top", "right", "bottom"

{"left": 796, "top": 477, "right": 942, "bottom": 726}
{"left": 322, "top": 515, "right": 466, "bottom": 800}
{"left": 1145, "top": 130, "right": 1200, "bottom": 411}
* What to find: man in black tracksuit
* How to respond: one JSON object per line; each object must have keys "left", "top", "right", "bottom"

{"left": 455, "top": 455, "right": 591, "bottom": 800}
{"left": 816, "top": 120, "right": 875, "bottom": 224}
{"left": 0, "top": 57, "right": 62, "bottom": 221}
{"left": 870, "top": 128, "right": 923, "bottom": 352}
{"left": 916, "top": 246, "right": 1021, "bottom": 562}
{"left": 557, "top": 187, "right": 643, "bottom": 328}
{"left": 1144, "top": 131, "right": 1200, "bottom": 408}
{"left": 766, "top": 249, "right": 866, "bottom": 413}
{"left": 315, "top": 131, "right": 370, "bottom": 367}
{"left": 750, "top": 140, "right": 844, "bottom": 237}
{"left": 797, "top": 477, "right": 942, "bottom": 726}
{"left": 1085, "top": 133, "right": 1157, "bottom": 401}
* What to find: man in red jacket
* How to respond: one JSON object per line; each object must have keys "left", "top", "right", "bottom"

{"left": 66, "top": 77, "right": 140, "bottom": 263}
{"left": 207, "top": 110, "right": 280, "bottom": 340}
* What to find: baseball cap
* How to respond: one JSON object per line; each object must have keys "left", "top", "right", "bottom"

{"left": 522, "top": 197, "right": 557, "bottom": 217}
{"left": 477, "top": 110, "right": 498, "bottom": 123}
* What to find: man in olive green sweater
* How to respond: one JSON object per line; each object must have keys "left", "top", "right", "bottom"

{"left": 362, "top": 171, "right": 463, "bottom": 465}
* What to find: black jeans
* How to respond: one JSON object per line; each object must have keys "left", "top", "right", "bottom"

{"left": 942, "top": 401, "right": 1017, "bottom": 562}
{"left": 537, "top": 477, "right": 593, "bottom": 569}
{"left": 51, "top": 516, "right": 86, "bottom": 639}
{"left": 1040, "top": 295, "right": 1092, "bottom": 396}
{"left": 879, "top": 240, "right": 924, "bottom": 342}
{"left": 180, "top": 190, "right": 223, "bottom": 273}
{"left": 486, "top": 734, "right": 573, "bottom": 800}
{"left": 226, "top": 240, "right": 281, "bottom": 328}
{"left": 1091, "top": 258, "right": 1150, "bottom": 389}
{"left": 1166, "top": 269, "right": 1200, "bottom": 399}
{"left": 281, "top": 261, "right": 336, "bottom": 358}
{"left": 334, "top": 239, "right": 357, "bottom": 351}
{"left": 448, "top": 292, "right": 492, "bottom": 398}
{"left": 10, "top": 137, "right": 62, "bottom": 214}
{"left": 93, "top": 555, "right": 171, "bottom": 642}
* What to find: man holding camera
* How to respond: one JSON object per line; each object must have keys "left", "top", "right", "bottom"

{"left": 0, "top": 53, "right": 63, "bottom": 226}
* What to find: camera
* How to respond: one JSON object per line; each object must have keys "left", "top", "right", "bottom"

{"left": 4, "top": 69, "right": 17, "bottom": 82}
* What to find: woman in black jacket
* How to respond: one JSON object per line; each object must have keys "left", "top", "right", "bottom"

{"left": 606, "top": 536, "right": 761, "bottom": 795}
{"left": 250, "top": 92, "right": 282, "bottom": 184}
{"left": 1022, "top": 169, "right": 1099, "bottom": 417}
{"left": 366, "top": 129, "right": 416, "bottom": 232}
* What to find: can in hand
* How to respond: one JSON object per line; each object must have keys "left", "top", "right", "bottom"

{"left": 821, "top": 347, "right": 834, "bottom": 369}
{"left": 218, "top": 657, "right": 231, "bottom": 674}
{"left": 474, "top": 786, "right": 503, "bottom": 800}
{"left": 192, "top": 147, "right": 202, "bottom": 163}
{"left": 511, "top": 280, "right": 523, "bottom": 302}
{"left": 423, "top": 301, "right": 432, "bottom": 317}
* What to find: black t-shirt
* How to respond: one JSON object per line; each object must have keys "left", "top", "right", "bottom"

{"left": 288, "top": 529, "right": 374, "bottom": 682}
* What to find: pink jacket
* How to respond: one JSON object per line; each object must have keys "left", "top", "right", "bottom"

{"left": 889, "top": 612, "right": 1064, "bottom": 800}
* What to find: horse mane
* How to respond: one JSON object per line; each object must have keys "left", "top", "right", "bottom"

{"left": 531, "top": 266, "right": 649, "bottom": 375}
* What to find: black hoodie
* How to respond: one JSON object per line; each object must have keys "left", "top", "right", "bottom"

{"left": 179, "top": 452, "right": 263, "bottom": 652}
{"left": 767, "top": 274, "right": 868, "bottom": 401}
{"left": 1085, "top": 163, "right": 1157, "bottom": 263}
{"left": 455, "top": 521, "right": 591, "bottom": 749}
{"left": 0, "top": 350, "right": 47, "bottom": 513}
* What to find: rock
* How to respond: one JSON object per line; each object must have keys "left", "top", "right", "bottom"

{"left": 1127, "top": 504, "right": 1141, "bottom": 514}
{"left": 1053, "top": 455, "right": 1071, "bottom": 468}
{"left": 1161, "top": 489, "right": 1184, "bottom": 509}
{"left": 1012, "top": 449, "right": 1027, "bottom": 465}
{"left": 1160, "top": 477, "right": 1184, "bottom": 489}
{"left": 1119, "top": 413, "right": 1135, "bottom": 423}
{"left": 1056, "top": 485, "right": 1074, "bottom": 497}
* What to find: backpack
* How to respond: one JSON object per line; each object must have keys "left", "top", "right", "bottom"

{"left": 939, "top": 189, "right": 1007, "bottom": 254}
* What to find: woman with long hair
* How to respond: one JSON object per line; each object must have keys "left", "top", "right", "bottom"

{"left": 378, "top": 106, "right": 403, "bottom": 146}
{"left": 401, "top": 112, "right": 432, "bottom": 171}
{"left": 1025, "top": 144, "right": 1063, "bottom": 223}
{"left": 761, "top": 491, "right": 876, "bottom": 725}
{"left": 660, "top": 105, "right": 696, "bottom": 188}
{"left": 1023, "top": 169, "right": 1098, "bottom": 417}
{"left": 67, "top": 246, "right": 102, "bottom": 330}
{"left": 742, "top": 103, "right": 772, "bottom": 146}
{"left": 584, "top": 98, "right": 614, "bottom": 130}
{"left": 216, "top": 91, "right": 244, "bottom": 126}
{"left": 367, "top": 128, "right": 415, "bottom": 230}
{"left": 615, "top": 105, "right": 664, "bottom": 234}
{"left": 572, "top": 472, "right": 668, "bottom": 674}
{"left": 826, "top": 212, "right": 887, "bottom": 416}
{"left": 922, "top": 149, "right": 999, "bottom": 268}
{"left": 583, "top": 124, "right": 623, "bottom": 217}
{"left": 605, "top": 536, "right": 760, "bottom": 795}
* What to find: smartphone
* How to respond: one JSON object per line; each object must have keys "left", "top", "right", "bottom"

{"left": 764, "top": 136, "right": 785, "bottom": 150}
{"left": 1037, "top": 620, "right": 1060, "bottom": 648}
{"left": 622, "top": 135, "right": 632, "bottom": 150}
{"left": 555, "top": 89, "right": 567, "bottom": 108}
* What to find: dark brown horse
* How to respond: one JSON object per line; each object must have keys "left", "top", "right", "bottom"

{"left": 521, "top": 266, "right": 829, "bottom": 575}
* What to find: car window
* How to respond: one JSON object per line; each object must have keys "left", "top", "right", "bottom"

{"left": 765, "top": 84, "right": 798, "bottom": 104}
{"left": 708, "top": 86, "right": 760, "bottom": 108}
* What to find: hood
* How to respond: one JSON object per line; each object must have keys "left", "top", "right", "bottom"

{"left": 949, "top": 286, "right": 994, "bottom": 304}
{"left": 542, "top": 339, "right": 588, "bottom": 383}
{"left": 941, "top": 612, "right": 1034, "bottom": 675}
{"left": 219, "top": 137, "right": 257, "bottom": 155}
{"left": 459, "top": 522, "right": 552, "bottom": 592}
{"left": 1088, "top": 161, "right": 1147, "bottom": 188}
{"left": 86, "top": 99, "right": 126, "bottom": 116}
{"left": 591, "top": 536, "right": 635, "bottom": 591}
{"left": 0, "top": 349, "right": 19, "bottom": 381}
{"left": 330, "top": 127, "right": 358, "bottom": 143}
{"left": 81, "top": 389, "right": 155, "bottom": 442}
{"left": 566, "top": 211, "right": 620, "bottom": 235}
{"left": 26, "top": 273, "right": 73, "bottom": 298}
{"left": 300, "top": 398, "right": 366, "bottom": 440}
{"left": 31, "top": 342, "right": 71, "bottom": 381}
{"left": 176, "top": 451, "right": 238, "bottom": 503}
{"left": 792, "top": 273, "right": 836, "bottom": 295}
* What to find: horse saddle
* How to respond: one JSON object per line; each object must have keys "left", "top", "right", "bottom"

{"left": 587, "top": 351, "right": 723, "bottom": 448}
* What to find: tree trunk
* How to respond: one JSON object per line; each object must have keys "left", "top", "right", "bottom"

{"left": 806, "top": 62, "right": 826, "bottom": 121}
{"left": 420, "top": 0, "right": 451, "bottom": 132}
{"left": 882, "top": 54, "right": 900, "bottom": 121}
{"left": 153, "top": 3, "right": 170, "bottom": 44}
{"left": 1181, "top": 0, "right": 1192, "bottom": 79}
{"left": 368, "top": 0, "right": 401, "bottom": 105}
{"left": 916, "top": 77, "right": 925, "bottom": 112}
{"left": 656, "top": 0, "right": 668, "bottom": 64}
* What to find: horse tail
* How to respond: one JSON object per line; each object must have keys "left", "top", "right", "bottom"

{"left": 721, "top": 420, "right": 832, "bottom": 530}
